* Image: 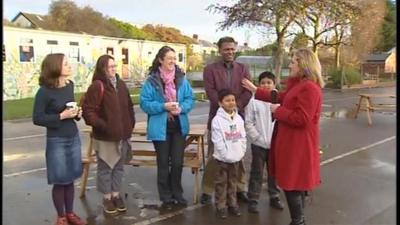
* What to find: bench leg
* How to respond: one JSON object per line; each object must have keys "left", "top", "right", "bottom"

{"left": 354, "top": 97, "right": 363, "bottom": 119}
{"left": 366, "top": 109, "right": 373, "bottom": 126}
{"left": 80, "top": 135, "right": 94, "bottom": 198}
{"left": 79, "top": 162, "right": 90, "bottom": 198}
{"left": 193, "top": 168, "right": 200, "bottom": 204}
{"left": 365, "top": 98, "right": 373, "bottom": 125}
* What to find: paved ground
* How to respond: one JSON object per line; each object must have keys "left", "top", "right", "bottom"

{"left": 3, "top": 86, "right": 396, "bottom": 225}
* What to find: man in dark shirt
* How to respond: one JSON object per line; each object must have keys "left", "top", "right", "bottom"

{"left": 201, "top": 36, "right": 252, "bottom": 204}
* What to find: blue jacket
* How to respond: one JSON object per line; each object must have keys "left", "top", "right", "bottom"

{"left": 140, "top": 68, "right": 195, "bottom": 141}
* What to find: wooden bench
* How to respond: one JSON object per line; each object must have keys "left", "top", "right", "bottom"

{"left": 80, "top": 122, "right": 207, "bottom": 204}
{"left": 353, "top": 93, "right": 396, "bottom": 125}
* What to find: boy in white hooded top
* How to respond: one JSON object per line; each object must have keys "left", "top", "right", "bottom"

{"left": 245, "top": 71, "right": 284, "bottom": 214}
{"left": 212, "top": 89, "right": 247, "bottom": 219}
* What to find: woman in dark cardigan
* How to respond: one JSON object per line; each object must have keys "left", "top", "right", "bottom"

{"left": 33, "top": 53, "right": 86, "bottom": 225}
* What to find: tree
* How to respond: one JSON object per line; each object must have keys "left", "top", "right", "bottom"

{"left": 3, "top": 18, "right": 20, "bottom": 27}
{"left": 142, "top": 24, "right": 197, "bottom": 71}
{"left": 291, "top": 33, "right": 309, "bottom": 49}
{"left": 207, "top": 0, "right": 304, "bottom": 83}
{"left": 47, "top": 0, "right": 124, "bottom": 37}
{"left": 142, "top": 24, "right": 195, "bottom": 45}
{"left": 350, "top": 0, "right": 386, "bottom": 64}
{"left": 47, "top": 0, "right": 79, "bottom": 30}
{"left": 294, "top": 0, "right": 360, "bottom": 55}
{"left": 375, "top": 0, "right": 396, "bottom": 52}
{"left": 109, "top": 18, "right": 157, "bottom": 40}
{"left": 243, "top": 42, "right": 278, "bottom": 56}
{"left": 187, "top": 54, "right": 204, "bottom": 72}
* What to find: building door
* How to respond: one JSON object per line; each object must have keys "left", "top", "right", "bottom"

{"left": 122, "top": 48, "right": 129, "bottom": 79}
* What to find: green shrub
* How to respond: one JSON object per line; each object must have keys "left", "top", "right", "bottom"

{"left": 328, "top": 67, "right": 362, "bottom": 88}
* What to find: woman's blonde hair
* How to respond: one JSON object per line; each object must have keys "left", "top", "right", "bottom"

{"left": 293, "top": 48, "right": 325, "bottom": 87}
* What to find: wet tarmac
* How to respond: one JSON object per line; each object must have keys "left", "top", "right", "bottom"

{"left": 3, "top": 86, "right": 396, "bottom": 225}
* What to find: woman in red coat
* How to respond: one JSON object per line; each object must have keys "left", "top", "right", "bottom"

{"left": 242, "top": 48, "right": 324, "bottom": 225}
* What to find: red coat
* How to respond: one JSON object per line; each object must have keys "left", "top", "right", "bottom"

{"left": 255, "top": 76, "right": 322, "bottom": 191}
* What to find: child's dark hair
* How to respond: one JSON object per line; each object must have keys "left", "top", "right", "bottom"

{"left": 218, "top": 89, "right": 235, "bottom": 102}
{"left": 258, "top": 71, "right": 276, "bottom": 84}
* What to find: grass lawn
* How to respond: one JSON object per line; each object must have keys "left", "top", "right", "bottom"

{"left": 3, "top": 89, "right": 207, "bottom": 121}
{"left": 4, "top": 93, "right": 84, "bottom": 121}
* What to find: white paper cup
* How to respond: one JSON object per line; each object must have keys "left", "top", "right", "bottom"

{"left": 171, "top": 102, "right": 179, "bottom": 108}
{"left": 66, "top": 102, "right": 78, "bottom": 109}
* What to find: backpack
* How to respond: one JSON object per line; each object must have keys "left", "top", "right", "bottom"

{"left": 79, "top": 80, "right": 104, "bottom": 113}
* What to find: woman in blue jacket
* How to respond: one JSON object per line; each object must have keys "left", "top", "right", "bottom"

{"left": 140, "top": 46, "right": 195, "bottom": 209}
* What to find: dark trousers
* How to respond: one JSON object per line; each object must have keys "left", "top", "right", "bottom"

{"left": 153, "top": 131, "right": 186, "bottom": 202}
{"left": 285, "top": 190, "right": 306, "bottom": 225}
{"left": 214, "top": 159, "right": 239, "bottom": 209}
{"left": 248, "top": 144, "right": 281, "bottom": 202}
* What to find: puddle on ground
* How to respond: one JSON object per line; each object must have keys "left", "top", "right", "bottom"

{"left": 322, "top": 108, "right": 396, "bottom": 119}
{"left": 322, "top": 109, "right": 355, "bottom": 119}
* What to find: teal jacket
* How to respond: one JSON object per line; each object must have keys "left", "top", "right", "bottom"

{"left": 140, "top": 68, "right": 195, "bottom": 141}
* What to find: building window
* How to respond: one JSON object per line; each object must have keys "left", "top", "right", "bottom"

{"left": 20, "top": 38, "right": 34, "bottom": 62}
{"left": 69, "top": 47, "right": 80, "bottom": 63}
{"left": 178, "top": 53, "right": 183, "bottom": 62}
{"left": 47, "top": 40, "right": 58, "bottom": 45}
{"left": 106, "top": 47, "right": 114, "bottom": 56}
{"left": 3, "top": 44, "right": 5, "bottom": 62}
{"left": 19, "top": 46, "right": 34, "bottom": 62}
{"left": 122, "top": 48, "right": 129, "bottom": 64}
{"left": 67, "top": 42, "right": 80, "bottom": 62}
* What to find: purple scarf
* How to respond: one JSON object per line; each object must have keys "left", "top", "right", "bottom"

{"left": 159, "top": 66, "right": 176, "bottom": 102}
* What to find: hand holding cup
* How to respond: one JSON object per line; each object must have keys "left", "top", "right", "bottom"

{"left": 60, "top": 102, "right": 79, "bottom": 120}
{"left": 165, "top": 102, "right": 179, "bottom": 111}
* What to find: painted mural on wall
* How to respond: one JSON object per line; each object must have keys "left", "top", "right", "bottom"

{"left": 3, "top": 26, "right": 186, "bottom": 100}
{"left": 3, "top": 49, "right": 42, "bottom": 100}
{"left": 3, "top": 53, "right": 96, "bottom": 101}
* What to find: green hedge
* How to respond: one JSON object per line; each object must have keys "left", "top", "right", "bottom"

{"left": 328, "top": 67, "right": 362, "bottom": 88}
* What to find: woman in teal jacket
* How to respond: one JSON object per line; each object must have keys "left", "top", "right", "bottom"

{"left": 140, "top": 46, "right": 195, "bottom": 209}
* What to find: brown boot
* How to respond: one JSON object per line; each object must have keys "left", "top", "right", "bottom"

{"left": 113, "top": 195, "right": 127, "bottom": 212}
{"left": 103, "top": 198, "right": 117, "bottom": 214}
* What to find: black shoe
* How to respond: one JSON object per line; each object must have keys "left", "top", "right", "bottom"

{"left": 289, "top": 218, "right": 306, "bottom": 225}
{"left": 200, "top": 193, "right": 212, "bottom": 204}
{"left": 248, "top": 201, "right": 259, "bottom": 213}
{"left": 237, "top": 191, "right": 250, "bottom": 203}
{"left": 216, "top": 208, "right": 228, "bottom": 219}
{"left": 161, "top": 201, "right": 174, "bottom": 210}
{"left": 174, "top": 197, "right": 188, "bottom": 207}
{"left": 228, "top": 206, "right": 241, "bottom": 216}
{"left": 270, "top": 197, "right": 284, "bottom": 210}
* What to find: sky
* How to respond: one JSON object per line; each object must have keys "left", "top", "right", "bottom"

{"left": 3, "top": 0, "right": 273, "bottom": 48}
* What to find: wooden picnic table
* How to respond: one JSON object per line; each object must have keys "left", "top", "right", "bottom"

{"left": 79, "top": 122, "right": 207, "bottom": 204}
{"left": 353, "top": 93, "right": 396, "bottom": 125}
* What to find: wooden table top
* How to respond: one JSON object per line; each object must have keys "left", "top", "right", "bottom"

{"left": 133, "top": 121, "right": 207, "bottom": 136}
{"left": 359, "top": 93, "right": 396, "bottom": 98}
